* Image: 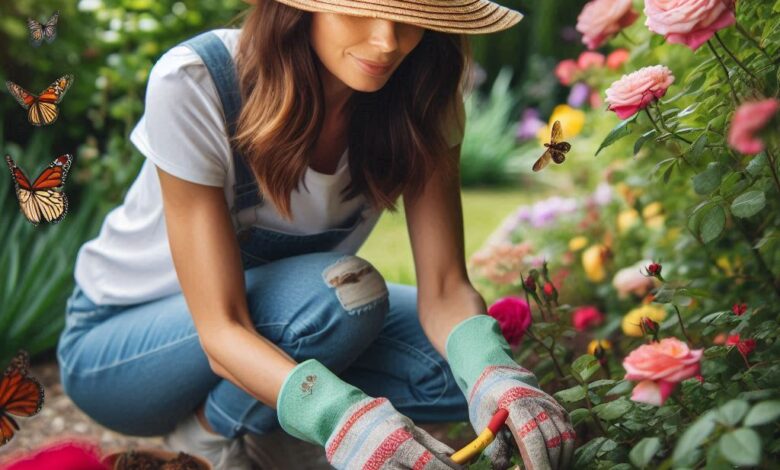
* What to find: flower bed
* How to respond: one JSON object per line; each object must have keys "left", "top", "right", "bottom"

{"left": 468, "top": 0, "right": 780, "bottom": 467}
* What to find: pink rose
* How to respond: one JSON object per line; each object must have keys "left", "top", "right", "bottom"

{"left": 612, "top": 260, "right": 657, "bottom": 298}
{"left": 577, "top": 51, "right": 606, "bottom": 70}
{"left": 576, "top": 0, "right": 639, "bottom": 50}
{"left": 572, "top": 305, "right": 605, "bottom": 332}
{"left": 644, "top": 0, "right": 736, "bottom": 51}
{"left": 728, "top": 99, "right": 779, "bottom": 155}
{"left": 606, "top": 49, "right": 630, "bottom": 70}
{"left": 623, "top": 338, "right": 703, "bottom": 406}
{"left": 487, "top": 296, "right": 532, "bottom": 347}
{"left": 555, "top": 59, "right": 580, "bottom": 86}
{"left": 605, "top": 65, "right": 675, "bottom": 119}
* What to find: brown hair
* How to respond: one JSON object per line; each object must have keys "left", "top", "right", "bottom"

{"left": 233, "top": 0, "right": 471, "bottom": 220}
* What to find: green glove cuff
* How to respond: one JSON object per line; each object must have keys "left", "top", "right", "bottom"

{"left": 276, "top": 359, "right": 367, "bottom": 446}
{"left": 445, "top": 315, "right": 520, "bottom": 396}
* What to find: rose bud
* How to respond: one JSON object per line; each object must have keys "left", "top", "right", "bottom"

{"left": 731, "top": 303, "right": 747, "bottom": 316}
{"left": 523, "top": 275, "right": 537, "bottom": 292}
{"left": 640, "top": 317, "right": 660, "bottom": 341}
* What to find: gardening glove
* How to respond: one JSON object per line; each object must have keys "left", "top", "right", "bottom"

{"left": 446, "top": 315, "right": 575, "bottom": 470}
{"left": 277, "top": 358, "right": 464, "bottom": 470}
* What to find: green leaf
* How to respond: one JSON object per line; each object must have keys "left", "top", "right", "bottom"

{"left": 606, "top": 380, "right": 633, "bottom": 396}
{"left": 689, "top": 133, "right": 708, "bottom": 162}
{"left": 574, "top": 437, "right": 608, "bottom": 467}
{"left": 673, "top": 411, "right": 717, "bottom": 465}
{"left": 693, "top": 162, "right": 724, "bottom": 195}
{"left": 569, "top": 408, "right": 591, "bottom": 426}
{"left": 596, "top": 116, "right": 636, "bottom": 156}
{"left": 699, "top": 205, "right": 726, "bottom": 243}
{"left": 677, "top": 102, "right": 700, "bottom": 118}
{"left": 555, "top": 385, "right": 586, "bottom": 403}
{"left": 719, "top": 428, "right": 761, "bottom": 466}
{"left": 746, "top": 153, "right": 767, "bottom": 176}
{"left": 634, "top": 130, "right": 656, "bottom": 156}
{"left": 596, "top": 398, "right": 632, "bottom": 421}
{"left": 685, "top": 73, "right": 708, "bottom": 93}
{"left": 744, "top": 400, "right": 780, "bottom": 427}
{"left": 629, "top": 437, "right": 661, "bottom": 468}
{"left": 731, "top": 190, "right": 766, "bottom": 218}
{"left": 717, "top": 399, "right": 749, "bottom": 426}
{"left": 571, "top": 354, "right": 601, "bottom": 382}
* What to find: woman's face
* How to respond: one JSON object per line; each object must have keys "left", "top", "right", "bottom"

{"left": 310, "top": 12, "right": 425, "bottom": 93}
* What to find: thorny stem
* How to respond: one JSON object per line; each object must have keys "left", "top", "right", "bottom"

{"left": 652, "top": 101, "right": 693, "bottom": 145}
{"left": 520, "top": 272, "right": 547, "bottom": 322}
{"left": 578, "top": 378, "right": 608, "bottom": 436}
{"left": 714, "top": 32, "right": 760, "bottom": 84}
{"left": 734, "top": 21, "right": 772, "bottom": 62}
{"left": 672, "top": 304, "right": 693, "bottom": 344}
{"left": 669, "top": 394, "right": 696, "bottom": 421}
{"left": 644, "top": 108, "right": 663, "bottom": 135}
{"left": 733, "top": 218, "right": 780, "bottom": 299}
{"left": 526, "top": 329, "right": 566, "bottom": 379}
{"left": 764, "top": 148, "right": 780, "bottom": 199}
{"left": 707, "top": 39, "right": 740, "bottom": 105}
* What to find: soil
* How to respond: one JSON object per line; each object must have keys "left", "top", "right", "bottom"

{"left": 0, "top": 352, "right": 475, "bottom": 469}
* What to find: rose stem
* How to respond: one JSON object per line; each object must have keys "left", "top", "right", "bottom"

{"left": 763, "top": 148, "right": 780, "bottom": 199}
{"left": 525, "top": 329, "right": 565, "bottom": 379}
{"left": 671, "top": 304, "right": 693, "bottom": 344}
{"left": 714, "top": 32, "right": 760, "bottom": 84}
{"left": 707, "top": 39, "right": 740, "bottom": 105}
{"left": 733, "top": 21, "right": 772, "bottom": 62}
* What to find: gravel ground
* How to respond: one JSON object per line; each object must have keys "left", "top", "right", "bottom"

{"left": 0, "top": 353, "right": 475, "bottom": 469}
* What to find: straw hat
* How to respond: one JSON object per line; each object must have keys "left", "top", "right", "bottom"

{"left": 242, "top": 0, "right": 524, "bottom": 34}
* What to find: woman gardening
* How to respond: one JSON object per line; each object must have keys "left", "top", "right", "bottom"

{"left": 56, "top": 0, "right": 574, "bottom": 468}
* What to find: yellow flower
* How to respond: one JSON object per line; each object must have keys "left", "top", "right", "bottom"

{"left": 642, "top": 202, "right": 665, "bottom": 229}
{"left": 617, "top": 209, "right": 640, "bottom": 233}
{"left": 716, "top": 256, "right": 733, "bottom": 276}
{"left": 536, "top": 104, "right": 585, "bottom": 143}
{"left": 582, "top": 244, "right": 607, "bottom": 282}
{"left": 568, "top": 236, "right": 589, "bottom": 251}
{"left": 622, "top": 304, "right": 667, "bottom": 337}
{"left": 588, "top": 339, "right": 613, "bottom": 356}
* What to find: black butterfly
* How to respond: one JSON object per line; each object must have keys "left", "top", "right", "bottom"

{"left": 533, "top": 120, "right": 572, "bottom": 172}
{"left": 27, "top": 11, "right": 59, "bottom": 47}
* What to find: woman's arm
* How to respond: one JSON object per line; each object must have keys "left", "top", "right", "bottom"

{"left": 402, "top": 144, "right": 488, "bottom": 358}
{"left": 156, "top": 166, "right": 296, "bottom": 408}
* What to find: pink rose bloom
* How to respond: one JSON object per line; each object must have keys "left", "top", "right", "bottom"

{"left": 606, "top": 49, "right": 630, "bottom": 70}
{"left": 555, "top": 59, "right": 579, "bottom": 86}
{"left": 2, "top": 440, "right": 107, "bottom": 470}
{"left": 605, "top": 65, "right": 675, "bottom": 119}
{"left": 487, "top": 296, "right": 532, "bottom": 347}
{"left": 644, "top": 0, "right": 736, "bottom": 51}
{"left": 577, "top": 51, "right": 606, "bottom": 70}
{"left": 623, "top": 338, "right": 703, "bottom": 406}
{"left": 612, "top": 260, "right": 657, "bottom": 298}
{"left": 572, "top": 305, "right": 605, "bottom": 331}
{"left": 576, "top": 0, "right": 639, "bottom": 50}
{"left": 728, "top": 99, "right": 779, "bottom": 155}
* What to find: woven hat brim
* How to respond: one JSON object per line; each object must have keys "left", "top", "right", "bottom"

{"left": 254, "top": 0, "right": 524, "bottom": 34}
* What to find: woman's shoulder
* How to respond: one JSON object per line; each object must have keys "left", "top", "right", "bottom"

{"left": 149, "top": 28, "right": 241, "bottom": 85}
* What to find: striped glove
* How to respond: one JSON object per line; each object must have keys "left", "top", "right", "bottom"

{"left": 446, "top": 316, "right": 575, "bottom": 470}
{"left": 277, "top": 359, "right": 463, "bottom": 470}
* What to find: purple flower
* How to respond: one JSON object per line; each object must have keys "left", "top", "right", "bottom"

{"left": 567, "top": 82, "right": 591, "bottom": 108}
{"left": 515, "top": 108, "right": 546, "bottom": 141}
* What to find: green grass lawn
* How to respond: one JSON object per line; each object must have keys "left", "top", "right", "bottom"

{"left": 357, "top": 187, "right": 537, "bottom": 284}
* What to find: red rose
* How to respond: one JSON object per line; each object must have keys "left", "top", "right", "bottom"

{"left": 572, "top": 305, "right": 605, "bottom": 331}
{"left": 487, "top": 296, "right": 532, "bottom": 347}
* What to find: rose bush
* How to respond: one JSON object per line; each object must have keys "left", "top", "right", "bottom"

{"left": 467, "top": 0, "right": 780, "bottom": 467}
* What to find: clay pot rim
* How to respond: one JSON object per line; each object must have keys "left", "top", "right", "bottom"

{"left": 100, "top": 446, "right": 212, "bottom": 470}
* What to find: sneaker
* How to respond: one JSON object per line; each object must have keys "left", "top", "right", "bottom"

{"left": 163, "top": 412, "right": 254, "bottom": 470}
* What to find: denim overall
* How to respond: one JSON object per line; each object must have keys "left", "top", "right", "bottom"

{"left": 56, "top": 30, "right": 468, "bottom": 442}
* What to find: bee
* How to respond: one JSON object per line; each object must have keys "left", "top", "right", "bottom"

{"left": 300, "top": 375, "right": 317, "bottom": 396}
{"left": 533, "top": 120, "right": 571, "bottom": 172}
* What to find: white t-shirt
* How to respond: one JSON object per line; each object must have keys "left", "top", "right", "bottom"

{"left": 74, "top": 29, "right": 465, "bottom": 306}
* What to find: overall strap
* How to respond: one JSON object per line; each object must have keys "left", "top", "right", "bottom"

{"left": 182, "top": 31, "right": 262, "bottom": 212}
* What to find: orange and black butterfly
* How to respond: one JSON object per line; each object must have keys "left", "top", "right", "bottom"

{"left": 27, "top": 11, "right": 59, "bottom": 46}
{"left": 533, "top": 120, "right": 572, "bottom": 172}
{"left": 5, "top": 74, "right": 74, "bottom": 127}
{"left": 5, "top": 154, "right": 72, "bottom": 225}
{"left": 0, "top": 350, "right": 45, "bottom": 447}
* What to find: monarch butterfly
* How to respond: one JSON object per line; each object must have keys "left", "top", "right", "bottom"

{"left": 0, "top": 350, "right": 45, "bottom": 447}
{"left": 5, "top": 74, "right": 74, "bottom": 127}
{"left": 5, "top": 154, "right": 72, "bottom": 226}
{"left": 27, "top": 11, "right": 59, "bottom": 46}
{"left": 532, "top": 120, "right": 572, "bottom": 172}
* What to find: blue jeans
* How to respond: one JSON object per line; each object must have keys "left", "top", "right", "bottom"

{"left": 57, "top": 252, "right": 468, "bottom": 438}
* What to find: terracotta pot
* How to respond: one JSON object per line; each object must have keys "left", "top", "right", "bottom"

{"left": 101, "top": 447, "right": 212, "bottom": 469}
